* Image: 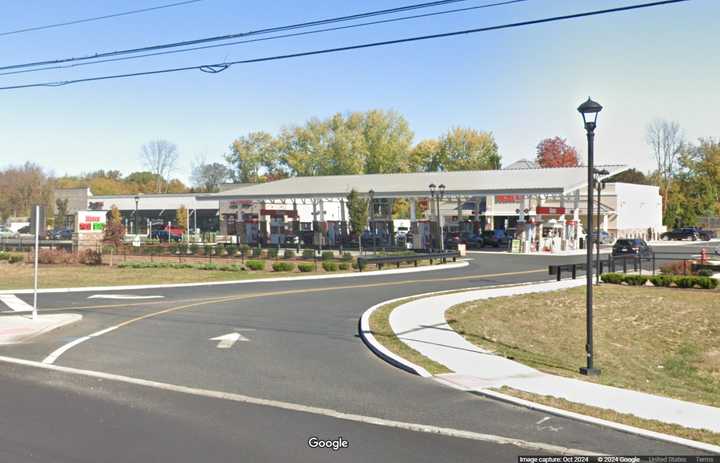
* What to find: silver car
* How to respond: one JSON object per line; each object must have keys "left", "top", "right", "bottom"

{"left": 0, "top": 226, "right": 19, "bottom": 238}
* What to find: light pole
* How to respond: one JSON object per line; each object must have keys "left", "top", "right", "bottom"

{"left": 594, "top": 168, "right": 609, "bottom": 285}
{"left": 429, "top": 183, "right": 446, "bottom": 251}
{"left": 578, "top": 97, "right": 602, "bottom": 376}
{"left": 134, "top": 194, "right": 140, "bottom": 236}
{"left": 368, "top": 189, "right": 375, "bottom": 253}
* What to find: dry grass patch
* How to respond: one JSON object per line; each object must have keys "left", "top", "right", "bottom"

{"left": 446, "top": 285, "right": 720, "bottom": 408}
{"left": 495, "top": 386, "right": 720, "bottom": 446}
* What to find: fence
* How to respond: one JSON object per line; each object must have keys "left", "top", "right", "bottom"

{"left": 357, "top": 250, "right": 459, "bottom": 271}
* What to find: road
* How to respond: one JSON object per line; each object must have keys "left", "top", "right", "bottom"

{"left": 0, "top": 245, "right": 713, "bottom": 462}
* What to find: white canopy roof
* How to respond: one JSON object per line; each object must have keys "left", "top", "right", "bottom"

{"left": 202, "top": 166, "right": 627, "bottom": 201}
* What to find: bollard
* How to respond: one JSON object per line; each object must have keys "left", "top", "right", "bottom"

{"left": 556, "top": 267, "right": 562, "bottom": 281}
{"left": 572, "top": 264, "right": 577, "bottom": 279}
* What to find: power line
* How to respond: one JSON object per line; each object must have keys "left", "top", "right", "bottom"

{"left": 0, "top": 0, "right": 477, "bottom": 72}
{"left": 0, "top": 0, "right": 531, "bottom": 78}
{"left": 0, "top": 0, "right": 691, "bottom": 91}
{"left": 0, "top": 0, "right": 205, "bottom": 38}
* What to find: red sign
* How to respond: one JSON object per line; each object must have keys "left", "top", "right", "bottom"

{"left": 85, "top": 215, "right": 101, "bottom": 222}
{"left": 536, "top": 207, "right": 566, "bottom": 215}
{"left": 79, "top": 223, "right": 91, "bottom": 230}
{"left": 496, "top": 194, "right": 524, "bottom": 203}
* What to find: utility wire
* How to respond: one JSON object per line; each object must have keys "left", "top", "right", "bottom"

{"left": 0, "top": 0, "right": 205, "bottom": 38}
{"left": 0, "top": 0, "right": 477, "bottom": 72}
{"left": 0, "top": 0, "right": 691, "bottom": 91}
{"left": 0, "top": 0, "right": 530, "bottom": 78}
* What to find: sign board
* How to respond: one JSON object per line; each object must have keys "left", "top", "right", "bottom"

{"left": 497, "top": 194, "right": 524, "bottom": 203}
{"left": 228, "top": 199, "right": 253, "bottom": 209}
{"left": 511, "top": 239, "right": 521, "bottom": 253}
{"left": 77, "top": 210, "right": 107, "bottom": 233}
{"left": 536, "top": 206, "right": 566, "bottom": 215}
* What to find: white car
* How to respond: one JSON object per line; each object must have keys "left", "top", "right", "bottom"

{"left": 0, "top": 226, "right": 19, "bottom": 238}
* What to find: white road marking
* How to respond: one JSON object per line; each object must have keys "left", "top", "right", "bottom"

{"left": 88, "top": 295, "right": 164, "bottom": 300}
{"left": 0, "top": 295, "right": 33, "bottom": 312}
{"left": 210, "top": 332, "right": 249, "bottom": 349}
{"left": 0, "top": 354, "right": 595, "bottom": 455}
{"left": 42, "top": 336, "right": 91, "bottom": 365}
{"left": 536, "top": 417, "right": 550, "bottom": 425}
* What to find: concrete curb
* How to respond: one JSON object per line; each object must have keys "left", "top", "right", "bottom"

{"left": 0, "top": 261, "right": 469, "bottom": 295}
{"left": 360, "top": 280, "right": 720, "bottom": 455}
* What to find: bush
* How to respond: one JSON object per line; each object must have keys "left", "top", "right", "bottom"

{"left": 215, "top": 244, "right": 226, "bottom": 256}
{"left": 267, "top": 248, "right": 279, "bottom": 258}
{"left": 624, "top": 275, "right": 649, "bottom": 286}
{"left": 225, "top": 244, "right": 238, "bottom": 257}
{"left": 8, "top": 254, "right": 24, "bottom": 264}
{"left": 189, "top": 244, "right": 200, "bottom": 255}
{"left": 204, "top": 245, "right": 215, "bottom": 256}
{"left": 38, "top": 249, "right": 76, "bottom": 264}
{"left": 0, "top": 251, "right": 9, "bottom": 261}
{"left": 600, "top": 273, "right": 624, "bottom": 284}
{"left": 178, "top": 243, "right": 189, "bottom": 255}
{"left": 297, "top": 263, "right": 314, "bottom": 272}
{"left": 302, "top": 249, "right": 315, "bottom": 259}
{"left": 321, "top": 251, "right": 334, "bottom": 261}
{"left": 602, "top": 272, "right": 718, "bottom": 290}
{"left": 239, "top": 244, "right": 250, "bottom": 256}
{"left": 322, "top": 261, "right": 338, "bottom": 272}
{"left": 338, "top": 263, "right": 350, "bottom": 271}
{"left": 341, "top": 252, "right": 353, "bottom": 262}
{"left": 272, "top": 262, "right": 294, "bottom": 272}
{"left": 660, "top": 261, "right": 689, "bottom": 275}
{"left": 79, "top": 249, "right": 102, "bottom": 265}
{"left": 284, "top": 249, "right": 295, "bottom": 259}
{"left": 251, "top": 247, "right": 263, "bottom": 258}
{"left": 695, "top": 269, "right": 714, "bottom": 277}
{"left": 246, "top": 260, "right": 265, "bottom": 271}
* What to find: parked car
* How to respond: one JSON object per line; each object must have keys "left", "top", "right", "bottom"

{"left": 150, "top": 224, "right": 183, "bottom": 242}
{"left": 611, "top": 238, "right": 652, "bottom": 258}
{"left": 0, "top": 226, "right": 19, "bottom": 238}
{"left": 444, "top": 232, "right": 463, "bottom": 249}
{"left": 459, "top": 232, "right": 483, "bottom": 249}
{"left": 49, "top": 228, "right": 73, "bottom": 240}
{"left": 590, "top": 230, "right": 613, "bottom": 245}
{"left": 481, "top": 229, "right": 510, "bottom": 248}
{"left": 660, "top": 227, "right": 711, "bottom": 241}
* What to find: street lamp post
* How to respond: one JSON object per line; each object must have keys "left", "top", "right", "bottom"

{"left": 594, "top": 169, "right": 609, "bottom": 285}
{"left": 578, "top": 97, "right": 603, "bottom": 376}
{"left": 368, "top": 189, "right": 375, "bottom": 253}
{"left": 428, "top": 184, "right": 446, "bottom": 251}
{"left": 134, "top": 194, "right": 140, "bottom": 236}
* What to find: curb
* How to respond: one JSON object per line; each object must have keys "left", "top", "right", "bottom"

{"left": 360, "top": 280, "right": 720, "bottom": 455}
{"left": 0, "top": 261, "right": 469, "bottom": 295}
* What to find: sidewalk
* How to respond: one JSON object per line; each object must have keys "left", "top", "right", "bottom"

{"left": 0, "top": 313, "right": 81, "bottom": 345}
{"left": 388, "top": 279, "right": 720, "bottom": 434}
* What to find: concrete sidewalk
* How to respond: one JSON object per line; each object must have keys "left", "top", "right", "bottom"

{"left": 388, "top": 279, "right": 720, "bottom": 434}
{"left": 0, "top": 313, "right": 81, "bottom": 345}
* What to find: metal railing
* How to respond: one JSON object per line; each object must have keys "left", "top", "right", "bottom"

{"left": 357, "top": 250, "right": 459, "bottom": 271}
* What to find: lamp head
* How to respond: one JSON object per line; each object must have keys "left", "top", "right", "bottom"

{"left": 577, "top": 97, "right": 602, "bottom": 131}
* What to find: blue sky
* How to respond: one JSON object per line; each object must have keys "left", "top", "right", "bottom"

{"left": 0, "top": 0, "right": 717, "bottom": 183}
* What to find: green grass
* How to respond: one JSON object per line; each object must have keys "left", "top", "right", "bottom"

{"left": 445, "top": 285, "right": 720, "bottom": 408}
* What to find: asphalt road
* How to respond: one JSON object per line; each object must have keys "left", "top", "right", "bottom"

{"left": 0, "top": 245, "right": 714, "bottom": 462}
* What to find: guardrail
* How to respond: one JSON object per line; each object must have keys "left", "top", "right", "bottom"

{"left": 357, "top": 251, "right": 459, "bottom": 271}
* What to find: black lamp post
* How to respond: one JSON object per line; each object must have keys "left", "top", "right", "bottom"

{"left": 578, "top": 97, "right": 602, "bottom": 376}
{"left": 594, "top": 168, "right": 609, "bottom": 284}
{"left": 368, "top": 189, "right": 375, "bottom": 253}
{"left": 429, "top": 183, "right": 446, "bottom": 251}
{"left": 134, "top": 194, "right": 140, "bottom": 235}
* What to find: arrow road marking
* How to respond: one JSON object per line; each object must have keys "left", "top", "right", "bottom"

{"left": 88, "top": 295, "right": 164, "bottom": 300}
{"left": 210, "top": 331, "right": 251, "bottom": 349}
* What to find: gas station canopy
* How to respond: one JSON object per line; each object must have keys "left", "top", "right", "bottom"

{"left": 204, "top": 165, "right": 628, "bottom": 201}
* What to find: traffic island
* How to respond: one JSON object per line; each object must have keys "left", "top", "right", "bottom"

{"left": 0, "top": 313, "right": 81, "bottom": 345}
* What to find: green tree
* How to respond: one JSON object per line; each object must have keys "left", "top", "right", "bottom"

{"left": 409, "top": 139, "right": 440, "bottom": 172}
{"left": 436, "top": 128, "right": 501, "bottom": 171}
{"left": 605, "top": 168, "right": 648, "bottom": 185}
{"left": 226, "top": 131, "right": 279, "bottom": 183}
{"left": 362, "top": 109, "right": 414, "bottom": 174}
{"left": 346, "top": 189, "right": 368, "bottom": 238}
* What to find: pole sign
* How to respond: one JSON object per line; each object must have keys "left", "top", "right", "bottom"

{"left": 77, "top": 211, "right": 107, "bottom": 232}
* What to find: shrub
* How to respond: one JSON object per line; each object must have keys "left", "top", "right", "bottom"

{"left": 197, "top": 263, "right": 219, "bottom": 271}
{"left": 225, "top": 244, "right": 238, "bottom": 257}
{"left": 603, "top": 272, "right": 718, "bottom": 290}
{"left": 322, "top": 261, "right": 338, "bottom": 272}
{"left": 696, "top": 269, "right": 714, "bottom": 277}
{"left": 321, "top": 251, "right": 334, "bottom": 261}
{"left": 624, "top": 275, "right": 649, "bottom": 286}
{"left": 267, "top": 248, "right": 279, "bottom": 258}
{"left": 341, "top": 252, "right": 353, "bottom": 262}
{"left": 239, "top": 244, "right": 250, "bottom": 256}
{"left": 284, "top": 249, "right": 296, "bottom": 259}
{"left": 600, "top": 273, "right": 624, "bottom": 284}
{"left": 302, "top": 249, "right": 315, "bottom": 259}
{"left": 189, "top": 244, "right": 200, "bottom": 255}
{"left": 79, "top": 249, "right": 102, "bottom": 265}
{"left": 215, "top": 244, "right": 226, "bottom": 256}
{"left": 8, "top": 254, "right": 24, "bottom": 264}
{"left": 251, "top": 247, "right": 263, "bottom": 258}
{"left": 272, "top": 262, "right": 294, "bottom": 272}
{"left": 338, "top": 263, "right": 350, "bottom": 271}
{"left": 204, "top": 245, "right": 215, "bottom": 256}
{"left": 0, "top": 252, "right": 9, "bottom": 261}
{"left": 178, "top": 243, "right": 189, "bottom": 255}
{"left": 660, "top": 261, "right": 689, "bottom": 275}
{"left": 246, "top": 260, "right": 265, "bottom": 271}
{"left": 297, "top": 263, "right": 314, "bottom": 272}
{"left": 38, "top": 249, "right": 76, "bottom": 264}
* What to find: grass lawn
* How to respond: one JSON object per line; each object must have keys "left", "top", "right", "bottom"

{"left": 446, "top": 285, "right": 720, "bottom": 409}
{"left": 0, "top": 263, "right": 334, "bottom": 290}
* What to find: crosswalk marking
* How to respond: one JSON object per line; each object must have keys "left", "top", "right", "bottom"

{"left": 0, "top": 295, "right": 33, "bottom": 312}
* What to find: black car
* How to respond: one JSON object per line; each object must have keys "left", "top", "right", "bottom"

{"left": 50, "top": 228, "right": 73, "bottom": 240}
{"left": 460, "top": 232, "right": 484, "bottom": 249}
{"left": 660, "top": 227, "right": 712, "bottom": 241}
{"left": 612, "top": 238, "right": 652, "bottom": 257}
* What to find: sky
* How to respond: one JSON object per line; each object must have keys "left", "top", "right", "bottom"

{"left": 0, "top": 0, "right": 717, "bottom": 184}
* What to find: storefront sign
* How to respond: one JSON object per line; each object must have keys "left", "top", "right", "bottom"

{"left": 260, "top": 209, "right": 298, "bottom": 218}
{"left": 497, "top": 194, "right": 524, "bottom": 203}
{"left": 77, "top": 211, "right": 106, "bottom": 232}
{"left": 536, "top": 206, "right": 566, "bottom": 215}
{"left": 228, "top": 200, "right": 253, "bottom": 209}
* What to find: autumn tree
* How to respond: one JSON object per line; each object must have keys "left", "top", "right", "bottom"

{"left": 226, "top": 131, "right": 278, "bottom": 183}
{"left": 535, "top": 137, "right": 579, "bottom": 167}
{"left": 176, "top": 205, "right": 189, "bottom": 232}
{"left": 103, "top": 205, "right": 125, "bottom": 246}
{"left": 435, "top": 128, "right": 501, "bottom": 171}
{"left": 54, "top": 198, "right": 69, "bottom": 228}
{"left": 408, "top": 139, "right": 440, "bottom": 172}
{"left": 0, "top": 162, "right": 54, "bottom": 220}
{"left": 140, "top": 139, "right": 179, "bottom": 193}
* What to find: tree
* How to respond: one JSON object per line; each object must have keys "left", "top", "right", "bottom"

{"left": 535, "top": 137, "right": 579, "bottom": 167}
{"left": 362, "top": 109, "right": 414, "bottom": 174}
{"left": 0, "top": 162, "right": 54, "bottom": 221}
{"left": 103, "top": 205, "right": 125, "bottom": 246}
{"left": 346, "top": 189, "right": 368, "bottom": 238}
{"left": 408, "top": 139, "right": 440, "bottom": 172}
{"left": 191, "top": 160, "right": 232, "bottom": 192}
{"left": 140, "top": 139, "right": 179, "bottom": 193}
{"left": 54, "top": 198, "right": 69, "bottom": 228}
{"left": 176, "top": 205, "right": 189, "bottom": 232}
{"left": 436, "top": 128, "right": 501, "bottom": 171}
{"left": 605, "top": 168, "right": 648, "bottom": 185}
{"left": 226, "top": 131, "right": 278, "bottom": 183}
{"left": 646, "top": 119, "right": 683, "bottom": 214}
